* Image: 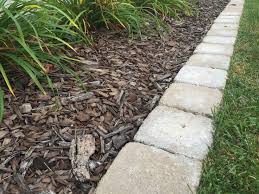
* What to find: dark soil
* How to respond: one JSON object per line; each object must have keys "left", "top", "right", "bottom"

{"left": 0, "top": 0, "right": 229, "bottom": 193}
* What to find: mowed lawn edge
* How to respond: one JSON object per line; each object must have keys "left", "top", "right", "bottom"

{"left": 198, "top": 0, "right": 259, "bottom": 193}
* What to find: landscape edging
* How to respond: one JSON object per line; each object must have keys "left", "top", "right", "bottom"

{"left": 95, "top": 0, "right": 245, "bottom": 193}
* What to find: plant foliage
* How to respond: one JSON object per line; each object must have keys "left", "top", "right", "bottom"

{"left": 0, "top": 0, "right": 87, "bottom": 121}
{"left": 0, "top": 0, "right": 193, "bottom": 122}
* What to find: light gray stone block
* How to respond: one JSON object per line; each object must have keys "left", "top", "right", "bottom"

{"left": 220, "top": 11, "right": 242, "bottom": 16}
{"left": 214, "top": 17, "right": 240, "bottom": 24}
{"left": 174, "top": 66, "right": 227, "bottom": 89}
{"left": 230, "top": 0, "right": 244, "bottom": 7}
{"left": 134, "top": 106, "right": 213, "bottom": 160}
{"left": 223, "top": 7, "right": 243, "bottom": 14}
{"left": 95, "top": 143, "right": 202, "bottom": 194}
{"left": 194, "top": 43, "right": 233, "bottom": 56}
{"left": 210, "top": 23, "right": 239, "bottom": 30}
{"left": 203, "top": 36, "right": 236, "bottom": 44}
{"left": 160, "top": 83, "right": 222, "bottom": 116}
{"left": 186, "top": 53, "right": 231, "bottom": 70}
{"left": 230, "top": 0, "right": 244, "bottom": 2}
{"left": 218, "top": 15, "right": 241, "bottom": 19}
{"left": 207, "top": 29, "right": 238, "bottom": 37}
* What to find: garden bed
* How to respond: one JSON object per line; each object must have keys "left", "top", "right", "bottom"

{"left": 0, "top": 0, "right": 229, "bottom": 193}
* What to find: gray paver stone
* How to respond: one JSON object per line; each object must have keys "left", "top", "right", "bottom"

{"left": 194, "top": 43, "right": 233, "bottom": 56}
{"left": 220, "top": 11, "right": 242, "bottom": 16}
{"left": 224, "top": 7, "right": 243, "bottom": 12}
{"left": 95, "top": 143, "right": 202, "bottom": 194}
{"left": 210, "top": 23, "right": 239, "bottom": 30}
{"left": 207, "top": 29, "right": 238, "bottom": 37}
{"left": 230, "top": 0, "right": 244, "bottom": 2}
{"left": 134, "top": 106, "right": 213, "bottom": 160}
{"left": 186, "top": 53, "right": 231, "bottom": 70}
{"left": 174, "top": 66, "right": 227, "bottom": 89}
{"left": 160, "top": 83, "right": 222, "bottom": 116}
{"left": 214, "top": 17, "right": 240, "bottom": 24}
{"left": 228, "top": 0, "right": 244, "bottom": 5}
{"left": 218, "top": 15, "right": 240, "bottom": 19}
{"left": 203, "top": 36, "right": 236, "bottom": 44}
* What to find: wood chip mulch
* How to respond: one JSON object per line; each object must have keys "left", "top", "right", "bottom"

{"left": 0, "top": 0, "right": 230, "bottom": 193}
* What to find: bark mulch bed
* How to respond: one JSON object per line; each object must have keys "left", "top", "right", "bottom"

{"left": 0, "top": 0, "right": 229, "bottom": 193}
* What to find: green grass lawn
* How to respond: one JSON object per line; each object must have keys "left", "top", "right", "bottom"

{"left": 198, "top": 0, "right": 259, "bottom": 193}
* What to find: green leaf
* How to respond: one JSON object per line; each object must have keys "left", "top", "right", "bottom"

{"left": 0, "top": 63, "right": 14, "bottom": 96}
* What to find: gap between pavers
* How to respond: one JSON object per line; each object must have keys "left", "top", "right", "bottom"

{"left": 95, "top": 143, "right": 202, "bottom": 194}
{"left": 174, "top": 66, "right": 227, "bottom": 89}
{"left": 160, "top": 83, "right": 222, "bottom": 116}
{"left": 134, "top": 106, "right": 213, "bottom": 160}
{"left": 186, "top": 53, "right": 231, "bottom": 70}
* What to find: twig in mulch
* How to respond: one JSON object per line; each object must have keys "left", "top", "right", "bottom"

{"left": 95, "top": 124, "right": 134, "bottom": 139}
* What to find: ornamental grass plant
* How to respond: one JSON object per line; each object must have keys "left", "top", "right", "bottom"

{"left": 0, "top": 0, "right": 193, "bottom": 121}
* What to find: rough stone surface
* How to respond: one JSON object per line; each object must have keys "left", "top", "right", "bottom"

{"left": 95, "top": 143, "right": 202, "bottom": 194}
{"left": 160, "top": 83, "right": 222, "bottom": 116}
{"left": 220, "top": 11, "right": 242, "bottom": 16}
{"left": 224, "top": 4, "right": 243, "bottom": 12}
{"left": 214, "top": 16, "right": 240, "bottom": 23}
{"left": 207, "top": 29, "right": 238, "bottom": 37}
{"left": 232, "top": 0, "right": 244, "bottom": 2}
{"left": 218, "top": 15, "right": 240, "bottom": 19}
{"left": 134, "top": 106, "right": 213, "bottom": 160}
{"left": 210, "top": 23, "right": 239, "bottom": 30}
{"left": 223, "top": 7, "right": 243, "bottom": 13}
{"left": 186, "top": 53, "right": 230, "bottom": 70}
{"left": 203, "top": 35, "right": 236, "bottom": 44}
{"left": 194, "top": 43, "right": 233, "bottom": 56}
{"left": 174, "top": 66, "right": 227, "bottom": 89}
{"left": 228, "top": 0, "right": 244, "bottom": 5}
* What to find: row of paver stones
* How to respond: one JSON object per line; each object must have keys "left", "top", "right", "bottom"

{"left": 95, "top": 0, "right": 245, "bottom": 193}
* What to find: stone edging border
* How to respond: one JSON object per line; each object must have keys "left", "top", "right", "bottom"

{"left": 95, "top": 0, "right": 245, "bottom": 193}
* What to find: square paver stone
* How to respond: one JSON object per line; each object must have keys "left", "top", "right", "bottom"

{"left": 160, "top": 83, "right": 223, "bottom": 116}
{"left": 214, "top": 17, "right": 240, "bottom": 24}
{"left": 218, "top": 15, "right": 241, "bottom": 19}
{"left": 226, "top": 1, "right": 244, "bottom": 6}
{"left": 230, "top": 0, "right": 244, "bottom": 3}
{"left": 223, "top": 7, "right": 243, "bottom": 13}
{"left": 186, "top": 53, "right": 231, "bottom": 70}
{"left": 210, "top": 23, "right": 239, "bottom": 30}
{"left": 134, "top": 106, "right": 213, "bottom": 160}
{"left": 194, "top": 43, "right": 234, "bottom": 56}
{"left": 228, "top": 0, "right": 244, "bottom": 6}
{"left": 174, "top": 66, "right": 227, "bottom": 89}
{"left": 95, "top": 143, "right": 202, "bottom": 194}
{"left": 207, "top": 29, "right": 238, "bottom": 37}
{"left": 203, "top": 36, "right": 236, "bottom": 45}
{"left": 220, "top": 11, "right": 242, "bottom": 16}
